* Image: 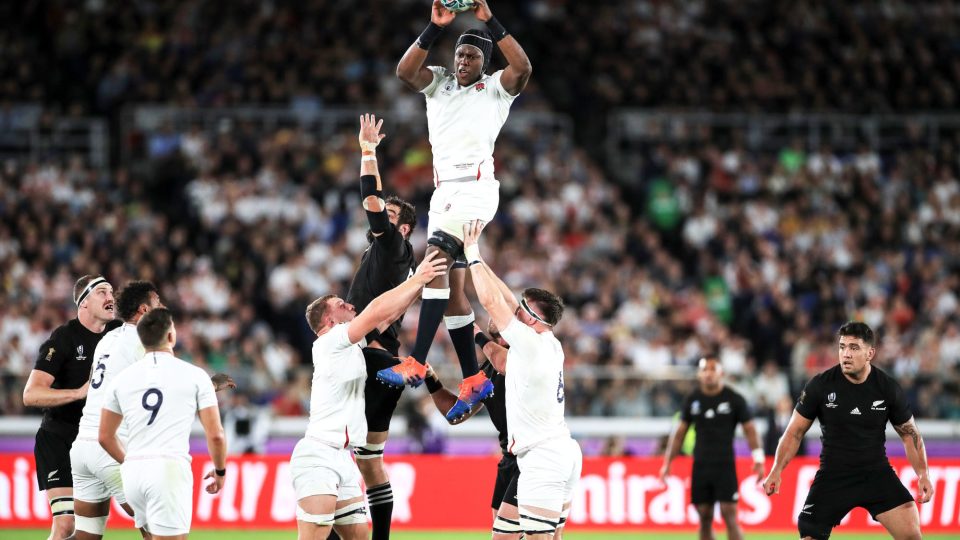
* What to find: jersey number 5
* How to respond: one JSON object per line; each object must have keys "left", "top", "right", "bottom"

{"left": 142, "top": 388, "right": 164, "bottom": 425}
{"left": 90, "top": 358, "right": 107, "bottom": 389}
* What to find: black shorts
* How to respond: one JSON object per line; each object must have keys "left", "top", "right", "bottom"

{"left": 35, "top": 428, "right": 74, "bottom": 490}
{"left": 690, "top": 463, "right": 738, "bottom": 505}
{"left": 363, "top": 348, "right": 405, "bottom": 433}
{"left": 491, "top": 453, "right": 519, "bottom": 510}
{"left": 798, "top": 466, "right": 914, "bottom": 539}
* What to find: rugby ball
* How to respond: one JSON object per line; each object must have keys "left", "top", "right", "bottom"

{"left": 440, "top": 0, "right": 476, "bottom": 14}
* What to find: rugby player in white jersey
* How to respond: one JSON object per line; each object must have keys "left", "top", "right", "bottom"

{"left": 382, "top": 0, "right": 533, "bottom": 422}
{"left": 99, "top": 308, "right": 227, "bottom": 540}
{"left": 70, "top": 281, "right": 161, "bottom": 539}
{"left": 462, "top": 220, "right": 581, "bottom": 539}
{"left": 293, "top": 252, "right": 446, "bottom": 540}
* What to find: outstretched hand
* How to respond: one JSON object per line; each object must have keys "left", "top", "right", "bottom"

{"left": 462, "top": 220, "right": 485, "bottom": 250}
{"left": 359, "top": 113, "right": 385, "bottom": 152}
{"left": 413, "top": 251, "right": 448, "bottom": 285}
{"left": 431, "top": 0, "right": 456, "bottom": 26}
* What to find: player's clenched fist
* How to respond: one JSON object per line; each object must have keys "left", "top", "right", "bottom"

{"left": 762, "top": 469, "right": 781, "bottom": 495}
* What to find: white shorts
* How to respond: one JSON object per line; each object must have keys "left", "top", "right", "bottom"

{"left": 516, "top": 437, "right": 582, "bottom": 511}
{"left": 428, "top": 179, "right": 500, "bottom": 241}
{"left": 290, "top": 438, "right": 363, "bottom": 502}
{"left": 70, "top": 438, "right": 126, "bottom": 504}
{"left": 121, "top": 456, "right": 193, "bottom": 536}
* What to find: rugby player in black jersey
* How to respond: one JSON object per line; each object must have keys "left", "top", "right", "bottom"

{"left": 763, "top": 322, "right": 934, "bottom": 539}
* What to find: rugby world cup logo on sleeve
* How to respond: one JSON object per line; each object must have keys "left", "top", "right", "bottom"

{"left": 75, "top": 345, "right": 86, "bottom": 362}
{"left": 475, "top": 82, "right": 485, "bottom": 92}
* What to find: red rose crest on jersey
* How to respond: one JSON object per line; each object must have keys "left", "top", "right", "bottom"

{"left": 475, "top": 82, "right": 485, "bottom": 92}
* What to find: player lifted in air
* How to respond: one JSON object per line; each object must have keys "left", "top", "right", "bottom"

{"left": 380, "top": 0, "right": 532, "bottom": 422}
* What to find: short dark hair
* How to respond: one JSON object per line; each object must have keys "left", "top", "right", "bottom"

{"left": 305, "top": 294, "right": 337, "bottom": 333}
{"left": 837, "top": 321, "right": 876, "bottom": 346}
{"left": 73, "top": 274, "right": 104, "bottom": 305}
{"left": 387, "top": 196, "right": 416, "bottom": 235}
{"left": 116, "top": 281, "right": 159, "bottom": 321}
{"left": 522, "top": 288, "right": 564, "bottom": 326}
{"left": 137, "top": 307, "right": 174, "bottom": 348}
{"left": 699, "top": 353, "right": 721, "bottom": 365}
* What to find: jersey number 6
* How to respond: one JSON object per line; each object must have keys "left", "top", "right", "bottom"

{"left": 142, "top": 388, "right": 164, "bottom": 425}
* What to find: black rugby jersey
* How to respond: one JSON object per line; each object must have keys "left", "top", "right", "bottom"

{"left": 345, "top": 218, "right": 416, "bottom": 356}
{"left": 480, "top": 360, "right": 509, "bottom": 454}
{"left": 32, "top": 318, "right": 121, "bottom": 439}
{"left": 680, "top": 386, "right": 752, "bottom": 466}
{"left": 796, "top": 364, "right": 911, "bottom": 471}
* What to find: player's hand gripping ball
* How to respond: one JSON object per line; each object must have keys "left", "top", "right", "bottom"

{"left": 440, "top": 0, "right": 476, "bottom": 14}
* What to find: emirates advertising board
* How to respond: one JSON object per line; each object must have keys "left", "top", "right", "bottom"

{"left": 1, "top": 454, "right": 958, "bottom": 532}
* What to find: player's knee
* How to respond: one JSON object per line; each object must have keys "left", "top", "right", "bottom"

{"left": 75, "top": 515, "right": 108, "bottom": 536}
{"left": 426, "top": 230, "right": 464, "bottom": 260}
{"left": 797, "top": 515, "right": 831, "bottom": 540}
{"left": 333, "top": 501, "right": 368, "bottom": 525}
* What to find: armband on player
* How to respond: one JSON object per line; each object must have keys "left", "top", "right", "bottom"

{"left": 464, "top": 244, "right": 481, "bottom": 265}
{"left": 486, "top": 16, "right": 508, "bottom": 42}
{"left": 752, "top": 448, "right": 765, "bottom": 465}
{"left": 475, "top": 332, "right": 492, "bottom": 349}
{"left": 417, "top": 22, "right": 445, "bottom": 50}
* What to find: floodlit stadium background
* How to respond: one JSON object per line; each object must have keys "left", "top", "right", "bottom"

{"left": 1, "top": 0, "right": 959, "bottom": 536}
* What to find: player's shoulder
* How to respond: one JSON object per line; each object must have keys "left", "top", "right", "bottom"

{"left": 812, "top": 364, "right": 842, "bottom": 385}
{"left": 53, "top": 318, "right": 82, "bottom": 340}
{"left": 723, "top": 385, "right": 747, "bottom": 402}
{"left": 869, "top": 365, "right": 901, "bottom": 390}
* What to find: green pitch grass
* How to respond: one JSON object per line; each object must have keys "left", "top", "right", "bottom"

{"left": 6, "top": 530, "right": 959, "bottom": 539}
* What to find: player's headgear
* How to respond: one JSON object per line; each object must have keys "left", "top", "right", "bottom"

{"left": 74, "top": 275, "right": 108, "bottom": 306}
{"left": 457, "top": 29, "right": 493, "bottom": 72}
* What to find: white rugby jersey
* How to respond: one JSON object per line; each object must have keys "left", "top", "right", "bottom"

{"left": 102, "top": 351, "right": 217, "bottom": 460}
{"left": 77, "top": 323, "right": 144, "bottom": 440}
{"left": 422, "top": 67, "right": 518, "bottom": 182}
{"left": 304, "top": 323, "right": 368, "bottom": 449}
{"left": 500, "top": 318, "right": 571, "bottom": 454}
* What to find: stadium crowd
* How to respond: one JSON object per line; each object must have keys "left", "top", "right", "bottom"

{"left": 2, "top": 0, "right": 960, "bottom": 437}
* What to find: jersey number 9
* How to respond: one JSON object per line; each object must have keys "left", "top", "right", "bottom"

{"left": 142, "top": 388, "right": 164, "bottom": 425}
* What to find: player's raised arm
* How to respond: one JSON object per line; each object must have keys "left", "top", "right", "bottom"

{"left": 463, "top": 221, "right": 514, "bottom": 331}
{"left": 472, "top": 0, "right": 531, "bottom": 95}
{"left": 397, "top": 1, "right": 456, "bottom": 91}
{"left": 474, "top": 323, "right": 508, "bottom": 374}
{"left": 347, "top": 252, "right": 448, "bottom": 344}
{"left": 762, "top": 411, "right": 813, "bottom": 495}
{"left": 893, "top": 417, "right": 934, "bottom": 503}
{"left": 359, "top": 113, "right": 387, "bottom": 219}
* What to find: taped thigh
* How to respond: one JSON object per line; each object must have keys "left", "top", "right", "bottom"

{"left": 354, "top": 442, "right": 385, "bottom": 461}
{"left": 50, "top": 496, "right": 74, "bottom": 517}
{"left": 493, "top": 514, "right": 522, "bottom": 535}
{"left": 520, "top": 508, "right": 559, "bottom": 536}
{"left": 75, "top": 515, "right": 108, "bottom": 535}
{"left": 295, "top": 505, "right": 334, "bottom": 526}
{"left": 333, "top": 501, "right": 368, "bottom": 525}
